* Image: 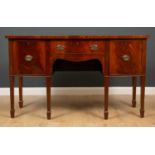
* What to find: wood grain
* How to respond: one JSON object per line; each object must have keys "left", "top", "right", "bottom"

{"left": 10, "top": 40, "right": 47, "bottom": 75}
{"left": 49, "top": 40, "right": 105, "bottom": 54}
{"left": 109, "top": 40, "right": 143, "bottom": 75}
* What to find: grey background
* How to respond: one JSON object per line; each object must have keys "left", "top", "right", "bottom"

{"left": 0, "top": 27, "right": 154, "bottom": 87}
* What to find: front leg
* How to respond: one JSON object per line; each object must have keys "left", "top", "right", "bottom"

{"left": 19, "top": 76, "right": 24, "bottom": 108}
{"left": 104, "top": 76, "right": 109, "bottom": 120}
{"left": 132, "top": 76, "right": 137, "bottom": 107}
{"left": 10, "top": 76, "right": 15, "bottom": 118}
{"left": 46, "top": 76, "right": 51, "bottom": 120}
{"left": 140, "top": 76, "right": 145, "bottom": 118}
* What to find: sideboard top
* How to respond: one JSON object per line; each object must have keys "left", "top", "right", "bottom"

{"left": 6, "top": 35, "right": 149, "bottom": 40}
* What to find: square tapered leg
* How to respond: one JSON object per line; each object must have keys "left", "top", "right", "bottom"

{"left": 132, "top": 77, "right": 137, "bottom": 107}
{"left": 104, "top": 76, "right": 109, "bottom": 120}
{"left": 19, "top": 76, "right": 24, "bottom": 108}
{"left": 10, "top": 76, "right": 15, "bottom": 118}
{"left": 46, "top": 77, "right": 51, "bottom": 120}
{"left": 140, "top": 76, "right": 145, "bottom": 118}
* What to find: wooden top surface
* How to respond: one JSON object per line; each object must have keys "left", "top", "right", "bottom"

{"left": 6, "top": 35, "right": 149, "bottom": 40}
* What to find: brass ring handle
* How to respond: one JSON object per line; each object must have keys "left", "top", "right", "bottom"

{"left": 122, "top": 54, "right": 130, "bottom": 61}
{"left": 56, "top": 44, "right": 65, "bottom": 50}
{"left": 90, "top": 44, "right": 98, "bottom": 51}
{"left": 25, "top": 55, "right": 33, "bottom": 61}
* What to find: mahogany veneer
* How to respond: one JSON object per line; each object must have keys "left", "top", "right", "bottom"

{"left": 6, "top": 35, "right": 148, "bottom": 120}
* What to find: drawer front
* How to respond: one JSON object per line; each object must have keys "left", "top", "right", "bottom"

{"left": 109, "top": 40, "right": 143, "bottom": 75}
{"left": 11, "top": 40, "right": 47, "bottom": 75}
{"left": 50, "top": 40, "right": 105, "bottom": 54}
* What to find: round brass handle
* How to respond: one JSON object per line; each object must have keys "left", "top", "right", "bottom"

{"left": 90, "top": 44, "right": 98, "bottom": 51}
{"left": 122, "top": 54, "right": 130, "bottom": 61}
{"left": 25, "top": 55, "right": 33, "bottom": 61}
{"left": 56, "top": 44, "right": 65, "bottom": 50}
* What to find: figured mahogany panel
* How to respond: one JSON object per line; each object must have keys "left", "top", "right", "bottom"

{"left": 49, "top": 40, "right": 105, "bottom": 55}
{"left": 109, "top": 40, "right": 143, "bottom": 75}
{"left": 10, "top": 40, "right": 47, "bottom": 75}
{"left": 8, "top": 36, "right": 147, "bottom": 77}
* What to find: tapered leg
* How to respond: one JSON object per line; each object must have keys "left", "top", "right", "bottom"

{"left": 46, "top": 77, "right": 51, "bottom": 120}
{"left": 104, "top": 76, "right": 109, "bottom": 120}
{"left": 140, "top": 76, "right": 145, "bottom": 118}
{"left": 132, "top": 77, "right": 137, "bottom": 107}
{"left": 10, "top": 76, "right": 15, "bottom": 118}
{"left": 19, "top": 76, "right": 23, "bottom": 108}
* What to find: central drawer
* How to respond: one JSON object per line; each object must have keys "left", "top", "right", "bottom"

{"left": 49, "top": 40, "right": 105, "bottom": 54}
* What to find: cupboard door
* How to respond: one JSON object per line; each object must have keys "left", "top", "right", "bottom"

{"left": 109, "top": 40, "right": 143, "bottom": 75}
{"left": 11, "top": 40, "right": 47, "bottom": 75}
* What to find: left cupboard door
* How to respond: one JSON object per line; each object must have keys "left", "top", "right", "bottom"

{"left": 9, "top": 40, "right": 47, "bottom": 76}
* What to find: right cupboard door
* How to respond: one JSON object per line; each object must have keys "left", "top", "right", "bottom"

{"left": 109, "top": 40, "right": 143, "bottom": 75}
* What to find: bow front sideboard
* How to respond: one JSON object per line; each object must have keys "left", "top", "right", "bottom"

{"left": 6, "top": 35, "right": 148, "bottom": 120}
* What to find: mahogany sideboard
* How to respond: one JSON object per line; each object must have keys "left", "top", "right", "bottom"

{"left": 6, "top": 35, "right": 148, "bottom": 120}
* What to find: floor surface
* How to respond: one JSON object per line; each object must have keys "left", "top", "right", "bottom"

{"left": 0, "top": 95, "right": 155, "bottom": 127}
